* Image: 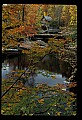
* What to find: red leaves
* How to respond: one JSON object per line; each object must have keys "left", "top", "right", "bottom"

{"left": 67, "top": 82, "right": 77, "bottom": 88}
{"left": 2, "top": 4, "right": 39, "bottom": 43}
{"left": 55, "top": 83, "right": 66, "bottom": 89}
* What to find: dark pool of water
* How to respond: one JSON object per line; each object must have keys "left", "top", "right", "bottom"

{"left": 2, "top": 53, "right": 72, "bottom": 88}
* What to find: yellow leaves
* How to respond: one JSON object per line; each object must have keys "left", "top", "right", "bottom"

{"left": 48, "top": 112, "right": 50, "bottom": 115}
{"left": 21, "top": 87, "right": 27, "bottom": 90}
{"left": 1, "top": 110, "right": 5, "bottom": 114}
{"left": 38, "top": 99, "right": 44, "bottom": 104}
{"left": 13, "top": 74, "right": 21, "bottom": 77}
{"left": 19, "top": 89, "right": 23, "bottom": 94}
{"left": 2, "top": 78, "right": 6, "bottom": 82}
{"left": 67, "top": 102, "right": 71, "bottom": 105}
{"left": 51, "top": 75, "right": 56, "bottom": 79}
{"left": 8, "top": 103, "right": 12, "bottom": 107}
{"left": 72, "top": 111, "right": 76, "bottom": 116}
{"left": 10, "top": 40, "right": 18, "bottom": 44}
{"left": 44, "top": 12, "right": 47, "bottom": 16}
{"left": 17, "top": 82, "right": 23, "bottom": 88}
{"left": 19, "top": 26, "right": 25, "bottom": 32}
{"left": 48, "top": 38, "right": 65, "bottom": 53}
{"left": 69, "top": 5, "right": 77, "bottom": 25}
{"left": 1, "top": 106, "right": 12, "bottom": 114}
{"left": 7, "top": 26, "right": 25, "bottom": 36}
{"left": 56, "top": 112, "right": 61, "bottom": 116}
{"left": 1, "top": 95, "right": 6, "bottom": 100}
{"left": 8, "top": 40, "right": 18, "bottom": 47}
{"left": 27, "top": 20, "right": 30, "bottom": 24}
{"left": 3, "top": 15, "right": 8, "bottom": 19}
{"left": 65, "top": 107, "right": 69, "bottom": 110}
{"left": 61, "top": 52, "right": 65, "bottom": 55}
{"left": 67, "top": 102, "right": 71, "bottom": 107}
{"left": 29, "top": 114, "right": 33, "bottom": 116}
{"left": 22, "top": 50, "right": 30, "bottom": 54}
{"left": 19, "top": 70, "right": 25, "bottom": 73}
{"left": 69, "top": 97, "right": 75, "bottom": 101}
{"left": 5, "top": 107, "right": 11, "bottom": 111}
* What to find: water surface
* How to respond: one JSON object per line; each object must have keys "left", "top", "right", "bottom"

{"left": 2, "top": 54, "right": 72, "bottom": 87}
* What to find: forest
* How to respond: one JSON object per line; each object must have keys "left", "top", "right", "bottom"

{"left": 2, "top": 4, "right": 77, "bottom": 116}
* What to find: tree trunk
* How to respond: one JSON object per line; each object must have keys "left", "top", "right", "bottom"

{"left": 22, "top": 4, "right": 25, "bottom": 23}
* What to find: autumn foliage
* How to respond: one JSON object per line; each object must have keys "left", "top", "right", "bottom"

{"left": 2, "top": 4, "right": 77, "bottom": 116}
{"left": 2, "top": 4, "right": 77, "bottom": 45}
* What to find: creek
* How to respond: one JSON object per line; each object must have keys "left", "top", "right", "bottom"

{"left": 2, "top": 53, "right": 72, "bottom": 89}
{"left": 2, "top": 53, "right": 77, "bottom": 116}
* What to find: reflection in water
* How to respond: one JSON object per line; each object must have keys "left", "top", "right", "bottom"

{"left": 2, "top": 54, "right": 72, "bottom": 87}
{"left": 34, "top": 72, "right": 66, "bottom": 87}
{"left": 39, "top": 54, "right": 72, "bottom": 78}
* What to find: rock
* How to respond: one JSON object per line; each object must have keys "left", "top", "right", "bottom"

{"left": 19, "top": 40, "right": 48, "bottom": 49}
{"left": 74, "top": 68, "right": 77, "bottom": 72}
{"left": 55, "top": 35, "right": 66, "bottom": 39}
{"left": 19, "top": 44, "right": 32, "bottom": 50}
{"left": 36, "top": 40, "right": 48, "bottom": 47}
{"left": 19, "top": 41, "right": 35, "bottom": 49}
{"left": 48, "top": 28, "right": 61, "bottom": 33}
{"left": 42, "top": 55, "right": 50, "bottom": 62}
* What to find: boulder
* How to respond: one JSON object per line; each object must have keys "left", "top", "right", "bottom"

{"left": 36, "top": 40, "right": 48, "bottom": 47}
{"left": 48, "top": 28, "right": 61, "bottom": 33}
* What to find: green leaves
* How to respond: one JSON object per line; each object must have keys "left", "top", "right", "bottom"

{"left": 1, "top": 81, "right": 77, "bottom": 115}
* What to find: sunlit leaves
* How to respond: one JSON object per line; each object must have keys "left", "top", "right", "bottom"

{"left": 48, "top": 38, "right": 66, "bottom": 54}
{"left": 2, "top": 4, "right": 77, "bottom": 116}
{"left": 51, "top": 75, "right": 56, "bottom": 79}
{"left": 1, "top": 110, "right": 5, "bottom": 114}
{"left": 67, "top": 82, "right": 77, "bottom": 88}
{"left": 56, "top": 112, "right": 61, "bottom": 116}
{"left": 69, "top": 5, "right": 77, "bottom": 26}
{"left": 2, "top": 4, "right": 39, "bottom": 49}
{"left": 38, "top": 99, "right": 44, "bottom": 104}
{"left": 1, "top": 82, "right": 77, "bottom": 115}
{"left": 61, "top": 5, "right": 70, "bottom": 26}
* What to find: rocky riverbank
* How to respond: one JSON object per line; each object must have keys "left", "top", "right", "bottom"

{"left": 57, "top": 39, "right": 77, "bottom": 93}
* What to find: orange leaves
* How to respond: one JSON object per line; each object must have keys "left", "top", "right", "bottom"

{"left": 8, "top": 26, "right": 25, "bottom": 35}
{"left": 67, "top": 82, "right": 77, "bottom": 88}
{"left": 55, "top": 83, "right": 66, "bottom": 89}
{"left": 2, "top": 4, "right": 39, "bottom": 43}
{"left": 9, "top": 40, "right": 18, "bottom": 45}
{"left": 38, "top": 99, "right": 44, "bottom": 104}
{"left": 8, "top": 103, "right": 12, "bottom": 107}
{"left": 3, "top": 15, "right": 8, "bottom": 19}
{"left": 22, "top": 50, "right": 30, "bottom": 54}
{"left": 13, "top": 73, "right": 21, "bottom": 77}
{"left": 19, "top": 26, "right": 25, "bottom": 32}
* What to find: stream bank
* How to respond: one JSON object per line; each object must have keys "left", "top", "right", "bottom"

{"left": 2, "top": 40, "right": 77, "bottom": 116}
{"left": 57, "top": 40, "right": 77, "bottom": 94}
